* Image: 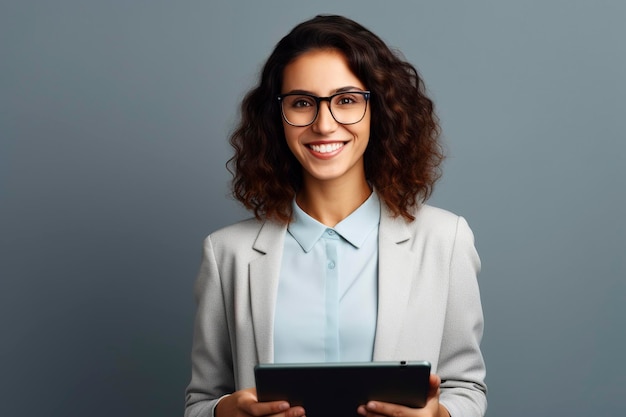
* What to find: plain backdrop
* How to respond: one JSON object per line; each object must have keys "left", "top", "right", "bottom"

{"left": 1, "top": 1, "right": 624, "bottom": 416}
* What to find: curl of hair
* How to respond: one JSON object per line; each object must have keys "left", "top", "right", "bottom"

{"left": 228, "top": 15, "right": 444, "bottom": 223}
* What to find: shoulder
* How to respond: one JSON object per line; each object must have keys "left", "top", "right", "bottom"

{"left": 413, "top": 204, "right": 460, "bottom": 225}
{"left": 416, "top": 204, "right": 476, "bottom": 246}
{"left": 207, "top": 217, "right": 264, "bottom": 244}
{"left": 204, "top": 216, "right": 287, "bottom": 254}
{"left": 413, "top": 204, "right": 472, "bottom": 234}
{"left": 381, "top": 202, "right": 476, "bottom": 249}
{"left": 401, "top": 203, "right": 472, "bottom": 233}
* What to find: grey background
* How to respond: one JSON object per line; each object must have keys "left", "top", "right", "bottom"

{"left": 1, "top": 1, "right": 624, "bottom": 416}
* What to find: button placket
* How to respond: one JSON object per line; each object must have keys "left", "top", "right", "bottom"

{"left": 324, "top": 229, "right": 340, "bottom": 361}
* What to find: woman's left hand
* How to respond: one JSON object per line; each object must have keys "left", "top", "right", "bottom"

{"left": 356, "top": 373, "right": 450, "bottom": 417}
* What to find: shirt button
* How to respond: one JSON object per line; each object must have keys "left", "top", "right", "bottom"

{"left": 328, "top": 261, "right": 336, "bottom": 269}
{"left": 327, "top": 230, "right": 335, "bottom": 236}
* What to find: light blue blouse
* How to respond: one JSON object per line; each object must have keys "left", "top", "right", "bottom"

{"left": 273, "top": 192, "right": 380, "bottom": 363}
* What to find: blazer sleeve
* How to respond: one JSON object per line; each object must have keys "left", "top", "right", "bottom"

{"left": 438, "top": 216, "right": 488, "bottom": 417}
{"left": 185, "top": 235, "right": 234, "bottom": 417}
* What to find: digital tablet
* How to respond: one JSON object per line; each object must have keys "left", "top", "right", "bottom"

{"left": 254, "top": 360, "right": 431, "bottom": 417}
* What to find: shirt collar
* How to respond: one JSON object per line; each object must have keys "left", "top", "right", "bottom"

{"left": 288, "top": 191, "right": 381, "bottom": 252}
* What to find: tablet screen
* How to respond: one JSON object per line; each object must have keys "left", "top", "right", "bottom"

{"left": 254, "top": 361, "right": 431, "bottom": 417}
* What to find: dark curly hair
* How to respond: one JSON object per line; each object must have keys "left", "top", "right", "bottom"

{"left": 228, "top": 14, "right": 444, "bottom": 223}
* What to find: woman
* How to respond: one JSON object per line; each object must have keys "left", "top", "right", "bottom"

{"left": 186, "top": 14, "right": 487, "bottom": 417}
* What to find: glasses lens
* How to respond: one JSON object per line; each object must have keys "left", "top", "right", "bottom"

{"left": 281, "top": 95, "right": 317, "bottom": 126}
{"left": 329, "top": 92, "right": 368, "bottom": 125}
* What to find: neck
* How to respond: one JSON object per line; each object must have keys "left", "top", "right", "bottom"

{"left": 296, "top": 176, "right": 372, "bottom": 227}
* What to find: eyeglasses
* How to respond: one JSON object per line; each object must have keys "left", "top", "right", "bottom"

{"left": 277, "top": 91, "right": 371, "bottom": 127}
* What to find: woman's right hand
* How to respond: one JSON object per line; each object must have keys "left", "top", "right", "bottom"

{"left": 215, "top": 388, "right": 306, "bottom": 417}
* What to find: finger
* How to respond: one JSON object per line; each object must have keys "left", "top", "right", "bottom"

{"left": 428, "top": 373, "right": 442, "bottom": 398}
{"left": 357, "top": 404, "right": 385, "bottom": 417}
{"left": 361, "top": 400, "right": 406, "bottom": 417}
{"left": 246, "top": 400, "right": 291, "bottom": 416}
{"left": 429, "top": 373, "right": 441, "bottom": 388}
{"left": 283, "top": 405, "right": 306, "bottom": 417}
{"left": 262, "top": 404, "right": 305, "bottom": 417}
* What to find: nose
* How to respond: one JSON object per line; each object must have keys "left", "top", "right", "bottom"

{"left": 312, "top": 101, "right": 338, "bottom": 133}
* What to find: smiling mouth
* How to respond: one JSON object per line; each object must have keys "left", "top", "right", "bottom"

{"left": 307, "top": 142, "right": 345, "bottom": 154}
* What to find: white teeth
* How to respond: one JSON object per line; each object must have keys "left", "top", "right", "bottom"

{"left": 309, "top": 142, "right": 344, "bottom": 153}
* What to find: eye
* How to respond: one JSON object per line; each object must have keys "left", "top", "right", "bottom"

{"left": 338, "top": 97, "right": 355, "bottom": 105}
{"left": 334, "top": 93, "right": 363, "bottom": 106}
{"left": 288, "top": 96, "right": 315, "bottom": 109}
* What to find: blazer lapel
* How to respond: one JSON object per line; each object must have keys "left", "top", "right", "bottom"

{"left": 373, "top": 205, "right": 415, "bottom": 360}
{"left": 248, "top": 220, "right": 287, "bottom": 364}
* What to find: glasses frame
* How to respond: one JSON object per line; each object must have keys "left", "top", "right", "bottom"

{"left": 277, "top": 91, "right": 371, "bottom": 127}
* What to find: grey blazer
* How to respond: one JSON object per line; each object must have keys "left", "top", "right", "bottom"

{"left": 185, "top": 203, "right": 487, "bottom": 417}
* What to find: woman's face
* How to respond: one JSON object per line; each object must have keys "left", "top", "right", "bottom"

{"left": 280, "top": 49, "right": 371, "bottom": 186}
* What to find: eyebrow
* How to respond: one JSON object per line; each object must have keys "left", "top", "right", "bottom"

{"left": 282, "top": 86, "right": 366, "bottom": 95}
